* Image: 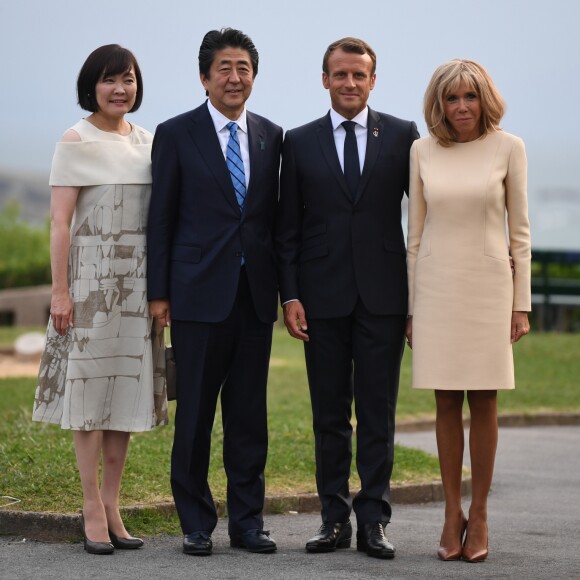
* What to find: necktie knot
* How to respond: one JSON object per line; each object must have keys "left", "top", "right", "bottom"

{"left": 342, "top": 120, "right": 356, "bottom": 134}
{"left": 226, "top": 121, "right": 238, "bottom": 135}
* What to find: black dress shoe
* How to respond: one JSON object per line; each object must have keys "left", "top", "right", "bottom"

{"left": 183, "top": 531, "right": 212, "bottom": 556}
{"left": 108, "top": 529, "right": 144, "bottom": 549}
{"left": 305, "top": 521, "right": 352, "bottom": 553}
{"left": 356, "top": 522, "right": 395, "bottom": 559}
{"left": 80, "top": 515, "right": 114, "bottom": 555}
{"left": 230, "top": 529, "right": 277, "bottom": 553}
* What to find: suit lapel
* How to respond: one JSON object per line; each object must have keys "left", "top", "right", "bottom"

{"left": 317, "top": 113, "right": 352, "bottom": 202}
{"left": 356, "top": 107, "right": 383, "bottom": 204}
{"left": 245, "top": 112, "right": 264, "bottom": 214}
{"left": 186, "top": 103, "right": 240, "bottom": 213}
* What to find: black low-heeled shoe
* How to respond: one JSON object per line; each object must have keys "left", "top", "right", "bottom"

{"left": 108, "top": 529, "right": 144, "bottom": 549}
{"left": 80, "top": 515, "right": 114, "bottom": 555}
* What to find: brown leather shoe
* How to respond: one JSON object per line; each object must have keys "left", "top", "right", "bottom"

{"left": 437, "top": 514, "right": 467, "bottom": 561}
{"left": 305, "top": 521, "right": 352, "bottom": 552}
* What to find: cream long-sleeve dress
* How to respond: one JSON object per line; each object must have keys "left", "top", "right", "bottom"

{"left": 32, "top": 119, "right": 168, "bottom": 430}
{"left": 407, "top": 131, "right": 531, "bottom": 390}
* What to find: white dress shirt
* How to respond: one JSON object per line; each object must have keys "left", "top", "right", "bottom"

{"left": 206, "top": 99, "right": 250, "bottom": 187}
{"left": 329, "top": 106, "right": 369, "bottom": 173}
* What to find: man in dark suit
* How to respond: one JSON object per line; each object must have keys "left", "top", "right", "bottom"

{"left": 147, "top": 28, "right": 282, "bottom": 556}
{"left": 276, "top": 37, "right": 419, "bottom": 559}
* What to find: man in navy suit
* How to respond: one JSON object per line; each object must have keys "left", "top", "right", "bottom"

{"left": 147, "top": 28, "right": 282, "bottom": 556}
{"left": 276, "top": 37, "right": 419, "bottom": 559}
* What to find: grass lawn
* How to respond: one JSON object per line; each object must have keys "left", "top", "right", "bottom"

{"left": 1, "top": 328, "right": 578, "bottom": 535}
{"left": 0, "top": 326, "right": 45, "bottom": 350}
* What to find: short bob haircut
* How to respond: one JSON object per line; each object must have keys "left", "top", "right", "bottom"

{"left": 424, "top": 59, "right": 505, "bottom": 147}
{"left": 77, "top": 44, "right": 143, "bottom": 113}
{"left": 322, "top": 37, "right": 377, "bottom": 76}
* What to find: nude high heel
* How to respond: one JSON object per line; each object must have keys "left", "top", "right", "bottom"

{"left": 462, "top": 521, "right": 489, "bottom": 563}
{"left": 437, "top": 514, "right": 467, "bottom": 561}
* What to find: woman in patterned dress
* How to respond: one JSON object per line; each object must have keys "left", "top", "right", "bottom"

{"left": 33, "top": 45, "right": 167, "bottom": 554}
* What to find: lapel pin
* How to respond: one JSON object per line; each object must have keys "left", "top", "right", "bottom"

{"left": 373, "top": 127, "right": 379, "bottom": 138}
{"left": 260, "top": 140, "right": 265, "bottom": 151}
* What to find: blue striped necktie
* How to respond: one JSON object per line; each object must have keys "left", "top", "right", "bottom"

{"left": 226, "top": 122, "right": 246, "bottom": 211}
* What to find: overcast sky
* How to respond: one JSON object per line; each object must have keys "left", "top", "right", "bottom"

{"left": 1, "top": 0, "right": 579, "bottom": 246}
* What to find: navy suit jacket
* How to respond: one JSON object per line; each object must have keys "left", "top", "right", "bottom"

{"left": 276, "top": 108, "right": 419, "bottom": 318}
{"left": 147, "top": 102, "right": 283, "bottom": 323}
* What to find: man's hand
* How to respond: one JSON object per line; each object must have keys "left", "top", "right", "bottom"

{"left": 283, "top": 300, "right": 309, "bottom": 341}
{"left": 149, "top": 299, "right": 171, "bottom": 327}
{"left": 405, "top": 316, "right": 412, "bottom": 349}
{"left": 511, "top": 311, "right": 530, "bottom": 343}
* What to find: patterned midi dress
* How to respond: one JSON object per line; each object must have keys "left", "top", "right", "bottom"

{"left": 32, "top": 119, "right": 168, "bottom": 431}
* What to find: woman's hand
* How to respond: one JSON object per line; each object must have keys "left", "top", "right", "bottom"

{"left": 48, "top": 137, "right": 80, "bottom": 339}
{"left": 51, "top": 291, "right": 74, "bottom": 336}
{"left": 406, "top": 316, "right": 413, "bottom": 349}
{"left": 511, "top": 311, "right": 530, "bottom": 343}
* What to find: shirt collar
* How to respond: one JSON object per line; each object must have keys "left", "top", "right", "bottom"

{"left": 329, "top": 106, "right": 369, "bottom": 131}
{"left": 207, "top": 99, "right": 248, "bottom": 134}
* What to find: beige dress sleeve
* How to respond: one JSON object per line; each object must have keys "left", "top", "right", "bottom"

{"left": 505, "top": 137, "right": 532, "bottom": 311}
{"left": 407, "top": 139, "right": 426, "bottom": 316}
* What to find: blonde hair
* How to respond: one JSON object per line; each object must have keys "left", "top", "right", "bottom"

{"left": 424, "top": 59, "right": 505, "bottom": 147}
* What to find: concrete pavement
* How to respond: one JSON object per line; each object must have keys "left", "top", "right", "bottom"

{"left": 2, "top": 424, "right": 579, "bottom": 579}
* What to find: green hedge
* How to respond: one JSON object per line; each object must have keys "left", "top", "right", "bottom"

{"left": 0, "top": 201, "right": 51, "bottom": 289}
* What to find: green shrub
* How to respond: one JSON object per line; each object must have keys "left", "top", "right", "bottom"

{"left": 0, "top": 201, "right": 51, "bottom": 289}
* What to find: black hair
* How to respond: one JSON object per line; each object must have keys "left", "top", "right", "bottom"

{"left": 198, "top": 27, "right": 259, "bottom": 83}
{"left": 77, "top": 44, "right": 143, "bottom": 113}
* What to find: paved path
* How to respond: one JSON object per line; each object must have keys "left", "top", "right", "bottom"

{"left": 2, "top": 425, "right": 579, "bottom": 579}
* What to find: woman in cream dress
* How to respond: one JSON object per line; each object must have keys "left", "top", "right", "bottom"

{"left": 32, "top": 45, "right": 167, "bottom": 554}
{"left": 406, "top": 60, "right": 531, "bottom": 563}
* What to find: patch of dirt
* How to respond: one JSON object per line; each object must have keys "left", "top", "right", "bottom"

{"left": 0, "top": 353, "right": 40, "bottom": 377}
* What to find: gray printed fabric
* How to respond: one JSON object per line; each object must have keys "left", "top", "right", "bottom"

{"left": 32, "top": 119, "right": 168, "bottom": 431}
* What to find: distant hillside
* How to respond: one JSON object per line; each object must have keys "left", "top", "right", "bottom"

{"left": 0, "top": 170, "right": 50, "bottom": 224}
{"left": 1, "top": 169, "right": 578, "bottom": 250}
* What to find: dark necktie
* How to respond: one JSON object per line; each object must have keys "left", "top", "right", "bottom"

{"left": 342, "top": 120, "right": 360, "bottom": 199}
{"left": 226, "top": 122, "right": 246, "bottom": 210}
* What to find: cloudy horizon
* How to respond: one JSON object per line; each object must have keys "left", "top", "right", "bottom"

{"left": 1, "top": 0, "right": 579, "bottom": 248}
